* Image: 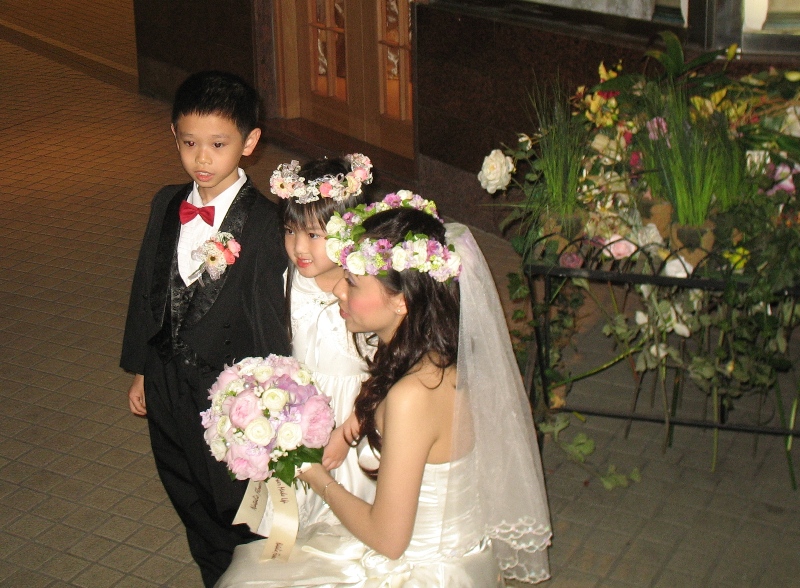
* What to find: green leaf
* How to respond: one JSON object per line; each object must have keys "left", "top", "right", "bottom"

{"left": 563, "top": 433, "right": 595, "bottom": 463}
{"left": 600, "top": 465, "right": 630, "bottom": 490}
{"left": 538, "top": 413, "right": 571, "bottom": 441}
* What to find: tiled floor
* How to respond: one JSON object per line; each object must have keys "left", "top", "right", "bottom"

{"left": 2, "top": 4, "right": 800, "bottom": 588}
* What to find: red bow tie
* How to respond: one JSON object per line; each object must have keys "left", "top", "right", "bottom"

{"left": 179, "top": 201, "right": 215, "bottom": 225}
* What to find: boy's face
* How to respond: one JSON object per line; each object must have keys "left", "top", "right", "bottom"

{"left": 171, "top": 113, "right": 260, "bottom": 204}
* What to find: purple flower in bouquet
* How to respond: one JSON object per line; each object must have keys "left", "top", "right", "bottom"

{"left": 200, "top": 355, "right": 335, "bottom": 486}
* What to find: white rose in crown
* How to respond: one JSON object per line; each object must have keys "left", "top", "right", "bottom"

{"left": 326, "top": 237, "right": 345, "bottom": 264}
{"left": 478, "top": 149, "right": 515, "bottom": 194}
{"left": 277, "top": 422, "right": 303, "bottom": 451}
{"left": 391, "top": 247, "right": 410, "bottom": 271}
{"left": 325, "top": 215, "right": 347, "bottom": 236}
{"left": 346, "top": 251, "right": 367, "bottom": 275}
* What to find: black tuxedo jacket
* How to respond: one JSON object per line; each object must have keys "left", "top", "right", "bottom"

{"left": 120, "top": 180, "right": 290, "bottom": 381}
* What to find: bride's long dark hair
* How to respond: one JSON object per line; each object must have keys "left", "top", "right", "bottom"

{"left": 353, "top": 208, "right": 460, "bottom": 456}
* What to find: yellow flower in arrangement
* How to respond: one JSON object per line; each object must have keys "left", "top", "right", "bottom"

{"left": 722, "top": 247, "right": 750, "bottom": 271}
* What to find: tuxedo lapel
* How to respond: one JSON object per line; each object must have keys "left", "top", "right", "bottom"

{"left": 150, "top": 185, "right": 191, "bottom": 327}
{"left": 182, "top": 181, "right": 258, "bottom": 329}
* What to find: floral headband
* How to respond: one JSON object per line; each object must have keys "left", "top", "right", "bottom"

{"left": 269, "top": 153, "right": 373, "bottom": 204}
{"left": 325, "top": 191, "right": 461, "bottom": 282}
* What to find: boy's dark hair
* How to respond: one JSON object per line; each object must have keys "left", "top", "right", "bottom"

{"left": 171, "top": 70, "right": 260, "bottom": 138}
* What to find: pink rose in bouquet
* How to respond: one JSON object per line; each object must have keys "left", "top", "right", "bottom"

{"left": 200, "top": 355, "right": 335, "bottom": 485}
{"left": 300, "top": 395, "right": 337, "bottom": 448}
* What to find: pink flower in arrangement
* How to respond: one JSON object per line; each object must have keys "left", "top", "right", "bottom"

{"left": 228, "top": 390, "right": 260, "bottom": 429}
{"left": 300, "top": 395, "right": 336, "bottom": 448}
{"left": 603, "top": 236, "right": 638, "bottom": 260}
{"left": 646, "top": 117, "right": 669, "bottom": 141}
{"left": 559, "top": 251, "right": 584, "bottom": 269}
{"left": 227, "top": 442, "right": 272, "bottom": 481}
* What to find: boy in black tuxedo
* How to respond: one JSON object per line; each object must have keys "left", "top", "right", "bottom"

{"left": 120, "top": 71, "right": 290, "bottom": 586}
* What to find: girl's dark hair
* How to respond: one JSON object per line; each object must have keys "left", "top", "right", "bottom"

{"left": 281, "top": 157, "right": 369, "bottom": 341}
{"left": 353, "top": 208, "right": 460, "bottom": 459}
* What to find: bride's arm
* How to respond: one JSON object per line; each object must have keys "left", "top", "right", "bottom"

{"left": 299, "top": 377, "right": 441, "bottom": 559}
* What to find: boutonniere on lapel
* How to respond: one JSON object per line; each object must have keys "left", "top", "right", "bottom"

{"left": 189, "top": 231, "right": 241, "bottom": 285}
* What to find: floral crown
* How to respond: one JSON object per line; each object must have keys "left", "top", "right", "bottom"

{"left": 324, "top": 190, "right": 461, "bottom": 283}
{"left": 270, "top": 153, "right": 373, "bottom": 204}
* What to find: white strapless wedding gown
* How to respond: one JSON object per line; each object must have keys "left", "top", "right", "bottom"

{"left": 216, "top": 455, "right": 503, "bottom": 587}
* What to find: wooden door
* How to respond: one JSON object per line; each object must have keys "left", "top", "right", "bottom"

{"left": 275, "top": 0, "right": 414, "bottom": 159}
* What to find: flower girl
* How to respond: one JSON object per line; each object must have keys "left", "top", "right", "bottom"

{"left": 256, "top": 154, "right": 377, "bottom": 535}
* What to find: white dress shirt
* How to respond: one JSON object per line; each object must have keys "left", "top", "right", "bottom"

{"left": 177, "top": 168, "right": 248, "bottom": 286}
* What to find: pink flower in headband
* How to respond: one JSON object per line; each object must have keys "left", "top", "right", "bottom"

{"left": 269, "top": 153, "right": 373, "bottom": 204}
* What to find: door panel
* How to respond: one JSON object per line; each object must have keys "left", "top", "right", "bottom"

{"left": 278, "top": 0, "right": 413, "bottom": 159}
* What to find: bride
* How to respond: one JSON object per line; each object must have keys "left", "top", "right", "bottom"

{"left": 216, "top": 194, "right": 552, "bottom": 587}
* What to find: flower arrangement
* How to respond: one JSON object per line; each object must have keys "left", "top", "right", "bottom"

{"left": 480, "top": 32, "right": 800, "bottom": 485}
{"left": 270, "top": 153, "right": 373, "bottom": 203}
{"left": 324, "top": 191, "right": 461, "bottom": 282}
{"left": 189, "top": 231, "right": 240, "bottom": 283}
{"left": 201, "top": 355, "right": 336, "bottom": 486}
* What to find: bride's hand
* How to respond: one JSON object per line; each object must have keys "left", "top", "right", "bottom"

{"left": 297, "top": 463, "right": 328, "bottom": 486}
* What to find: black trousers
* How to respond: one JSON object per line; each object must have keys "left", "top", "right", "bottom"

{"left": 143, "top": 351, "right": 258, "bottom": 587}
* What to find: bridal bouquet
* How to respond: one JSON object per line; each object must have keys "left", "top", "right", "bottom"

{"left": 201, "top": 355, "right": 336, "bottom": 486}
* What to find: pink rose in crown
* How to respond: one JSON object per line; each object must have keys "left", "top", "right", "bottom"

{"left": 319, "top": 182, "right": 333, "bottom": 197}
{"left": 300, "top": 394, "right": 336, "bottom": 448}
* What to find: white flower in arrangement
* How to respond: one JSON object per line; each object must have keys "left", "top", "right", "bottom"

{"left": 227, "top": 379, "right": 246, "bottom": 394}
{"left": 781, "top": 105, "right": 800, "bottom": 138}
{"left": 244, "top": 417, "right": 275, "bottom": 445}
{"left": 209, "top": 438, "right": 228, "bottom": 461}
{"left": 260, "top": 387, "right": 290, "bottom": 412}
{"left": 478, "top": 149, "right": 515, "bottom": 194}
{"left": 635, "top": 311, "right": 648, "bottom": 325}
{"left": 391, "top": 246, "right": 410, "bottom": 271}
{"left": 325, "top": 237, "right": 345, "bottom": 263}
{"left": 636, "top": 224, "right": 663, "bottom": 249}
{"left": 252, "top": 365, "right": 274, "bottom": 383}
{"left": 518, "top": 133, "right": 533, "bottom": 151}
{"left": 746, "top": 149, "right": 771, "bottom": 172}
{"left": 345, "top": 251, "right": 367, "bottom": 275}
{"left": 217, "top": 415, "right": 232, "bottom": 436}
{"left": 277, "top": 422, "right": 304, "bottom": 451}
{"left": 662, "top": 257, "right": 693, "bottom": 279}
{"left": 649, "top": 343, "right": 670, "bottom": 359}
{"left": 325, "top": 215, "right": 348, "bottom": 236}
{"left": 292, "top": 368, "right": 313, "bottom": 386}
{"left": 591, "top": 134, "right": 623, "bottom": 162}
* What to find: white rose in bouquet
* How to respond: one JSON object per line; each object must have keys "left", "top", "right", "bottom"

{"left": 478, "top": 149, "right": 514, "bottom": 194}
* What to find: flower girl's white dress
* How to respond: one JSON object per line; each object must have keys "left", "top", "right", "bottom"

{"left": 216, "top": 450, "right": 502, "bottom": 587}
{"left": 283, "top": 269, "right": 376, "bottom": 528}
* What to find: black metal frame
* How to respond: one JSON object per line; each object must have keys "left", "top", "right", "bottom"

{"left": 524, "top": 262, "right": 800, "bottom": 438}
